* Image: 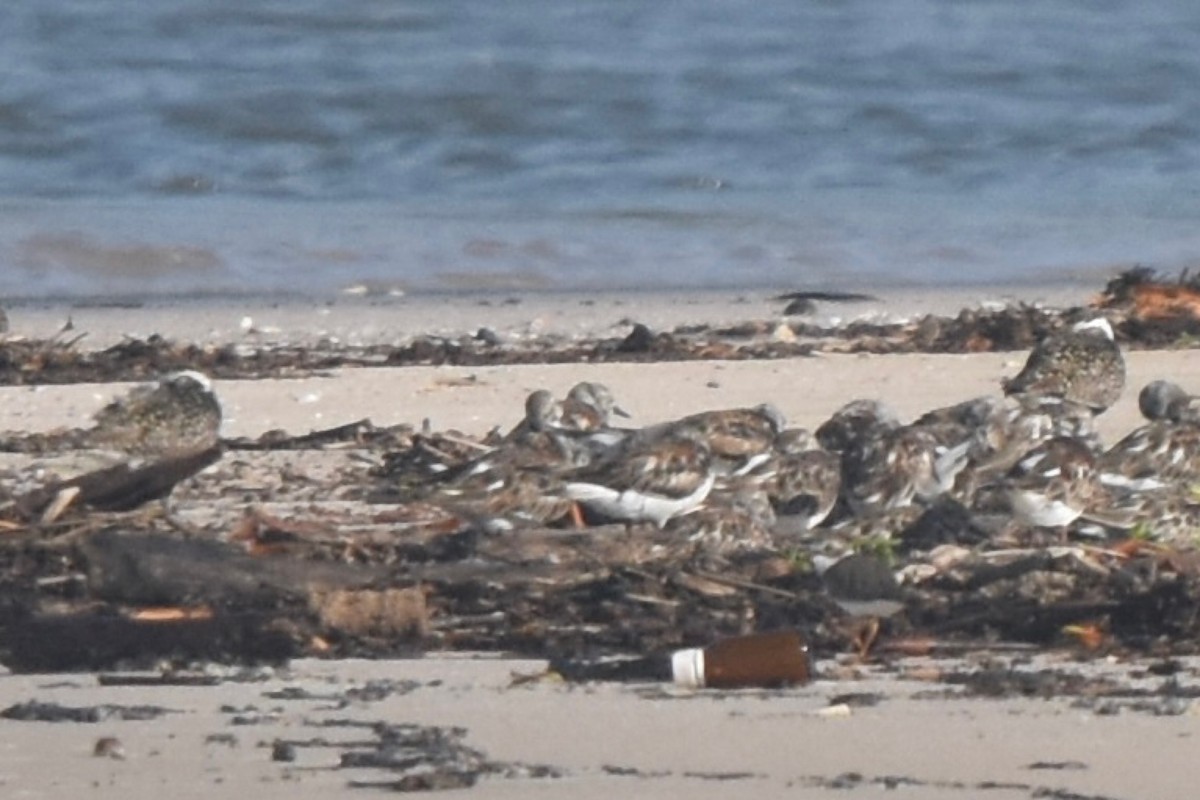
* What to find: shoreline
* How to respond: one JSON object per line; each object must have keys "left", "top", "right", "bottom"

{"left": 2, "top": 282, "right": 1105, "bottom": 350}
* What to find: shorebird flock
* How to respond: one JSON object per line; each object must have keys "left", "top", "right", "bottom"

{"left": 36, "top": 315, "right": 1200, "bottom": 566}
{"left": 378, "top": 314, "right": 1200, "bottom": 560}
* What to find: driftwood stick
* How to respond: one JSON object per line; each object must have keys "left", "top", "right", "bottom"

{"left": 682, "top": 569, "right": 801, "bottom": 601}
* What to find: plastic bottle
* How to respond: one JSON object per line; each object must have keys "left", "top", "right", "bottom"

{"left": 671, "top": 630, "right": 811, "bottom": 689}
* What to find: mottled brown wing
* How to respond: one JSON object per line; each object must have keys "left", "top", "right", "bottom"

{"left": 1005, "top": 331, "right": 1124, "bottom": 410}
{"left": 575, "top": 433, "right": 712, "bottom": 500}
{"left": 842, "top": 428, "right": 936, "bottom": 513}
{"left": 1102, "top": 422, "right": 1200, "bottom": 485}
{"left": 1004, "top": 335, "right": 1074, "bottom": 397}
{"left": 1007, "top": 436, "right": 1097, "bottom": 493}
{"left": 88, "top": 379, "right": 221, "bottom": 456}
{"left": 700, "top": 410, "right": 777, "bottom": 459}
{"left": 771, "top": 450, "right": 841, "bottom": 508}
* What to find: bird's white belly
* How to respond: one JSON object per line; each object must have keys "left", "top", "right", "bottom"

{"left": 566, "top": 474, "right": 715, "bottom": 527}
{"left": 1008, "top": 489, "right": 1081, "bottom": 527}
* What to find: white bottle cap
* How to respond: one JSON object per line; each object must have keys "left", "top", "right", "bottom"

{"left": 671, "top": 647, "right": 705, "bottom": 688}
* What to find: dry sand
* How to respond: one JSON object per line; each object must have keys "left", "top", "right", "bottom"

{"left": 0, "top": 286, "right": 1195, "bottom": 799}
{"left": 3, "top": 349, "right": 1198, "bottom": 449}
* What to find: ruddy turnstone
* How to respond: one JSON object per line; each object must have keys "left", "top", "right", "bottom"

{"left": 396, "top": 432, "right": 582, "bottom": 530}
{"left": 1098, "top": 416, "right": 1200, "bottom": 491}
{"left": 841, "top": 425, "right": 962, "bottom": 516}
{"left": 640, "top": 404, "right": 785, "bottom": 476}
{"left": 960, "top": 394, "right": 1098, "bottom": 490}
{"left": 763, "top": 446, "right": 841, "bottom": 532}
{"left": 1081, "top": 484, "right": 1200, "bottom": 544}
{"left": 911, "top": 395, "right": 1016, "bottom": 502}
{"left": 815, "top": 399, "right": 901, "bottom": 454}
{"left": 560, "top": 381, "right": 631, "bottom": 432}
{"left": 563, "top": 427, "right": 715, "bottom": 528}
{"left": 913, "top": 395, "right": 1007, "bottom": 448}
{"left": 673, "top": 486, "right": 777, "bottom": 556}
{"left": 448, "top": 466, "right": 577, "bottom": 530}
{"left": 1004, "top": 436, "right": 1098, "bottom": 531}
{"left": 1002, "top": 317, "right": 1125, "bottom": 412}
{"left": 85, "top": 370, "right": 222, "bottom": 457}
{"left": 426, "top": 432, "right": 580, "bottom": 509}
{"left": 503, "top": 389, "right": 564, "bottom": 442}
{"left": 1010, "top": 393, "right": 1099, "bottom": 444}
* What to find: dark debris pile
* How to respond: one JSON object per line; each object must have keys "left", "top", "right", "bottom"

{"left": 2, "top": 419, "right": 1200, "bottom": 674}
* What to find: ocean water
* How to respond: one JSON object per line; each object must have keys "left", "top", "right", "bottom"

{"left": 2, "top": 0, "right": 1200, "bottom": 299}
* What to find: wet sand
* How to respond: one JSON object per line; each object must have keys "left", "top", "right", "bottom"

{"left": 0, "top": 285, "right": 1194, "bottom": 799}
{"left": 5, "top": 283, "right": 1097, "bottom": 348}
{"left": 0, "top": 655, "right": 1195, "bottom": 799}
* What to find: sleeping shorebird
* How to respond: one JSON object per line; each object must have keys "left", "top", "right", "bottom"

{"left": 439, "top": 466, "right": 579, "bottom": 531}
{"left": 841, "top": 425, "right": 966, "bottom": 516}
{"left": 85, "top": 370, "right": 222, "bottom": 458}
{"left": 1099, "top": 414, "right": 1200, "bottom": 492}
{"left": 743, "top": 429, "right": 841, "bottom": 533}
{"left": 638, "top": 404, "right": 784, "bottom": 476}
{"left": 1137, "top": 379, "right": 1200, "bottom": 423}
{"left": 1004, "top": 436, "right": 1098, "bottom": 533}
{"left": 766, "top": 447, "right": 842, "bottom": 532}
{"left": 815, "top": 399, "right": 900, "bottom": 454}
{"left": 563, "top": 427, "right": 715, "bottom": 528}
{"left": 926, "top": 393, "right": 1100, "bottom": 505}
{"left": 1081, "top": 483, "right": 1200, "bottom": 545}
{"left": 674, "top": 486, "right": 778, "bottom": 556}
{"left": 1002, "top": 317, "right": 1125, "bottom": 413}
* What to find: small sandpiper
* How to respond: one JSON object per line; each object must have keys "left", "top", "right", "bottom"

{"left": 813, "top": 552, "right": 906, "bottom": 657}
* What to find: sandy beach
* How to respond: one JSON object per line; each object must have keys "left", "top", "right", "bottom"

{"left": 0, "top": 285, "right": 1197, "bottom": 799}
{"left": 1, "top": 653, "right": 1196, "bottom": 800}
